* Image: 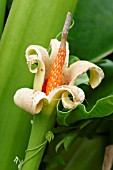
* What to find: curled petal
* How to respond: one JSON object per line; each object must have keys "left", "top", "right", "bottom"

{"left": 25, "top": 40, "right": 69, "bottom": 85}
{"left": 49, "top": 39, "right": 60, "bottom": 63}
{"left": 48, "top": 85, "right": 85, "bottom": 109}
{"left": 64, "top": 61, "right": 104, "bottom": 88}
{"left": 14, "top": 85, "right": 85, "bottom": 114}
{"left": 14, "top": 88, "right": 48, "bottom": 114}
{"left": 26, "top": 45, "right": 49, "bottom": 73}
{"left": 61, "top": 86, "right": 85, "bottom": 109}
{"left": 25, "top": 55, "right": 39, "bottom": 74}
{"left": 25, "top": 45, "right": 50, "bottom": 90}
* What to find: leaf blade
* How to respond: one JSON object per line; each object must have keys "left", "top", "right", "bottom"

{"left": 0, "top": 0, "right": 78, "bottom": 169}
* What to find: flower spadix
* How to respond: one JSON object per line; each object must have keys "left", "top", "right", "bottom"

{"left": 14, "top": 13, "right": 104, "bottom": 115}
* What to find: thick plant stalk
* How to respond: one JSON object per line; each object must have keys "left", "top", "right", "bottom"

{"left": 21, "top": 12, "right": 72, "bottom": 170}
{"left": 0, "top": 0, "right": 78, "bottom": 170}
{"left": 22, "top": 103, "right": 57, "bottom": 170}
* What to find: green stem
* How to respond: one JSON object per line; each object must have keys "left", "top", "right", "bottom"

{"left": 22, "top": 103, "right": 56, "bottom": 170}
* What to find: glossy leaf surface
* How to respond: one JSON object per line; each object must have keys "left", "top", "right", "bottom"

{"left": 0, "top": 0, "right": 77, "bottom": 169}
{"left": 69, "top": 0, "right": 113, "bottom": 61}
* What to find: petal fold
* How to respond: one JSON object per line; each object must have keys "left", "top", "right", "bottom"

{"left": 25, "top": 40, "right": 70, "bottom": 90}
{"left": 25, "top": 45, "right": 49, "bottom": 90}
{"left": 26, "top": 45, "right": 49, "bottom": 73}
{"left": 64, "top": 61, "right": 104, "bottom": 88}
{"left": 14, "top": 85, "right": 85, "bottom": 114}
{"left": 48, "top": 85, "right": 85, "bottom": 109}
{"left": 14, "top": 88, "right": 48, "bottom": 114}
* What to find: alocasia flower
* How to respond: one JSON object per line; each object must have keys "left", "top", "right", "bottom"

{"left": 14, "top": 37, "right": 104, "bottom": 114}
{"left": 14, "top": 12, "right": 104, "bottom": 115}
{"left": 13, "top": 12, "right": 104, "bottom": 170}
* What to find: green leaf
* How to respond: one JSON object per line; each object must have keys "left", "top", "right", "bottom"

{"left": 64, "top": 136, "right": 107, "bottom": 170}
{"left": 57, "top": 59, "right": 113, "bottom": 126}
{"left": 0, "top": 0, "right": 78, "bottom": 169}
{"left": 63, "top": 120, "right": 102, "bottom": 151}
{"left": 63, "top": 130, "right": 80, "bottom": 151}
{"left": 7, "top": 0, "right": 13, "bottom": 10}
{"left": 44, "top": 154, "right": 65, "bottom": 169}
{"left": 45, "top": 124, "right": 108, "bottom": 170}
{"left": 0, "top": 0, "right": 7, "bottom": 37}
{"left": 55, "top": 155, "right": 65, "bottom": 166}
{"left": 69, "top": 0, "right": 113, "bottom": 61}
{"left": 74, "top": 73, "right": 89, "bottom": 86}
{"left": 83, "top": 59, "right": 113, "bottom": 110}
{"left": 57, "top": 95, "right": 113, "bottom": 126}
{"left": 68, "top": 55, "right": 79, "bottom": 66}
{"left": 55, "top": 120, "right": 92, "bottom": 151}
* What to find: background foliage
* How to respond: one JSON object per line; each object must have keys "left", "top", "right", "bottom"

{"left": 0, "top": 0, "right": 113, "bottom": 169}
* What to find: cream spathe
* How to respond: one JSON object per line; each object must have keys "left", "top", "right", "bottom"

{"left": 14, "top": 39, "right": 104, "bottom": 114}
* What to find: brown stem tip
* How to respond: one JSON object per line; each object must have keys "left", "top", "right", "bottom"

{"left": 60, "top": 12, "right": 72, "bottom": 48}
{"left": 102, "top": 145, "right": 113, "bottom": 170}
